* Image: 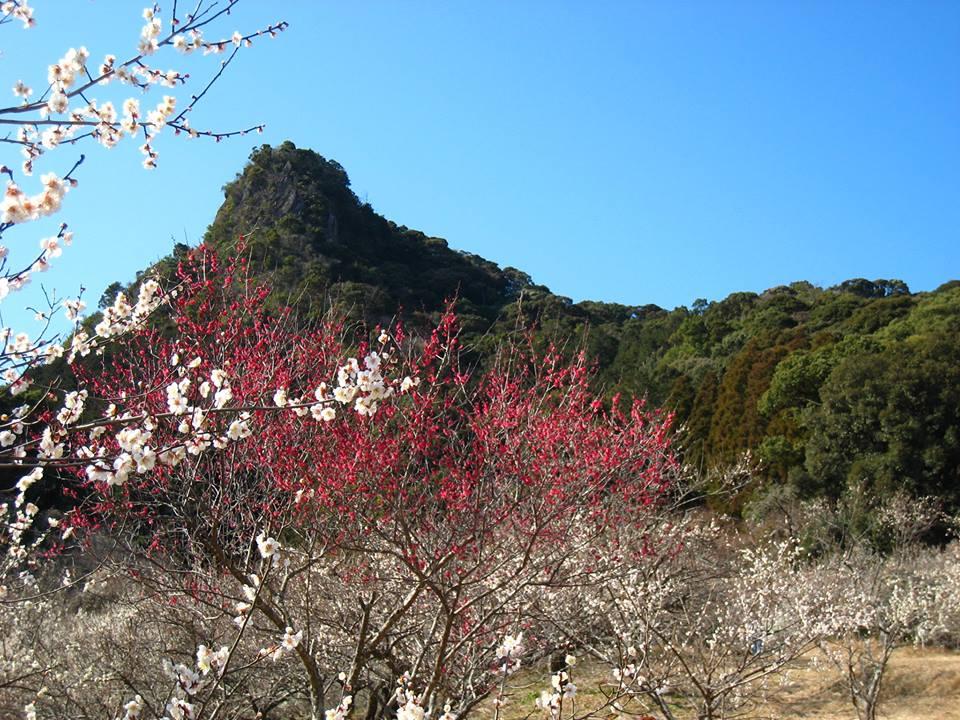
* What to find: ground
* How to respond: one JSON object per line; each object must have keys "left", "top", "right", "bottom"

{"left": 489, "top": 647, "right": 960, "bottom": 720}
{"left": 769, "top": 647, "right": 960, "bottom": 720}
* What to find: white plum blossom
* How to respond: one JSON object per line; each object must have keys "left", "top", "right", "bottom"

{"left": 122, "top": 694, "right": 144, "bottom": 719}
{"left": 38, "top": 426, "right": 64, "bottom": 459}
{"left": 196, "top": 644, "right": 229, "bottom": 675}
{"left": 496, "top": 632, "right": 523, "bottom": 658}
{"left": 324, "top": 695, "right": 353, "bottom": 720}
{"left": 333, "top": 385, "right": 357, "bottom": 404}
{"left": 282, "top": 626, "right": 302, "bottom": 651}
{"left": 213, "top": 385, "right": 233, "bottom": 408}
{"left": 166, "top": 697, "right": 196, "bottom": 720}
{"left": 227, "top": 413, "right": 252, "bottom": 441}
{"left": 166, "top": 383, "right": 189, "bottom": 414}
{"left": 256, "top": 532, "right": 280, "bottom": 559}
{"left": 15, "top": 467, "right": 42, "bottom": 494}
{"left": 310, "top": 404, "right": 336, "bottom": 422}
{"left": 396, "top": 697, "right": 426, "bottom": 720}
{"left": 56, "top": 389, "right": 88, "bottom": 425}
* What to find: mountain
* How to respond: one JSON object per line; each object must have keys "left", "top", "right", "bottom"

{"left": 203, "top": 142, "right": 552, "bottom": 334}
{"left": 129, "top": 143, "right": 960, "bottom": 517}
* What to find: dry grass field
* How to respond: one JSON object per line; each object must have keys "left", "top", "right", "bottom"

{"left": 490, "top": 647, "right": 960, "bottom": 720}
{"left": 764, "top": 647, "right": 960, "bottom": 720}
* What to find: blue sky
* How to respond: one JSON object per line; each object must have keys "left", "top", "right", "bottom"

{"left": 1, "top": 0, "right": 957, "bottom": 333}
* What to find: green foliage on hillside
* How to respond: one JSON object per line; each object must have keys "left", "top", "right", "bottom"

{"left": 118, "top": 143, "right": 960, "bottom": 514}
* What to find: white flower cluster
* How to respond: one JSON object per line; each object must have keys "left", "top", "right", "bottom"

{"left": 121, "top": 694, "right": 143, "bottom": 720}
{"left": 166, "top": 364, "right": 233, "bottom": 418}
{"left": 81, "top": 360, "right": 247, "bottom": 485}
{"left": 324, "top": 695, "right": 353, "bottom": 720}
{"left": 232, "top": 575, "right": 260, "bottom": 628}
{"left": 93, "top": 279, "right": 162, "bottom": 339}
{"left": 280, "top": 335, "right": 414, "bottom": 422}
{"left": 390, "top": 690, "right": 454, "bottom": 720}
{"left": 0, "top": 405, "right": 27, "bottom": 460}
{"left": 171, "top": 29, "right": 205, "bottom": 54}
{"left": 256, "top": 533, "right": 280, "bottom": 560}
{"left": 56, "top": 389, "right": 87, "bottom": 426}
{"left": 611, "top": 645, "right": 640, "bottom": 682}
{"left": 163, "top": 656, "right": 202, "bottom": 693}
{"left": 3, "top": 464, "right": 45, "bottom": 561}
{"left": 495, "top": 632, "right": 524, "bottom": 675}
{"left": 142, "top": 7, "right": 251, "bottom": 59}
{"left": 1, "top": 173, "right": 69, "bottom": 224}
{"left": 0, "top": 333, "right": 35, "bottom": 393}
{"left": 0, "top": 293, "right": 84, "bottom": 411}
{"left": 139, "top": 95, "right": 176, "bottom": 169}
{"left": 38, "top": 426, "right": 63, "bottom": 459}
{"left": 264, "top": 626, "right": 302, "bottom": 662}
{"left": 71, "top": 334, "right": 414, "bottom": 487}
{"left": 0, "top": 326, "right": 69, "bottom": 395}
{"left": 85, "top": 418, "right": 158, "bottom": 487}
{"left": 332, "top": 351, "right": 394, "bottom": 417}
{"left": 60, "top": 279, "right": 162, "bottom": 367}
{"left": 138, "top": 7, "right": 162, "bottom": 55}
{"left": 287, "top": 381, "right": 337, "bottom": 421}
{"left": 42, "top": 46, "right": 89, "bottom": 116}
{"left": 496, "top": 632, "right": 523, "bottom": 659}
{"left": 38, "top": 231, "right": 68, "bottom": 264}
{"left": 11, "top": 465, "right": 40, "bottom": 502}
{"left": 4, "top": 330, "right": 33, "bottom": 361}
{"left": 16, "top": 14, "right": 167, "bottom": 169}
{"left": 165, "top": 696, "right": 196, "bottom": 720}
{"left": 395, "top": 688, "right": 427, "bottom": 720}
{"left": 2, "top": 1, "right": 34, "bottom": 29}
{"left": 535, "top": 661, "right": 577, "bottom": 716}
{"left": 195, "top": 644, "right": 229, "bottom": 675}
{"left": 17, "top": 40, "right": 180, "bottom": 166}
{"left": 159, "top": 638, "right": 234, "bottom": 720}
{"left": 6, "top": 3, "right": 284, "bottom": 201}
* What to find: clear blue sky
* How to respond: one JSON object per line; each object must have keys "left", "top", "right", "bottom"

{"left": 2, "top": 0, "right": 958, "bottom": 334}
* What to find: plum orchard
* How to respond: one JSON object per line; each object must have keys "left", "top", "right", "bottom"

{"left": 4, "top": 243, "right": 679, "bottom": 720}
{"left": 4, "top": 6, "right": 957, "bottom": 720}
{"left": 0, "top": 6, "right": 676, "bottom": 718}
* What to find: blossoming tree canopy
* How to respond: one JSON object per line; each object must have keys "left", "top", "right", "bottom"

{"left": 3, "top": 240, "right": 678, "bottom": 717}
{"left": 50, "top": 243, "right": 677, "bottom": 542}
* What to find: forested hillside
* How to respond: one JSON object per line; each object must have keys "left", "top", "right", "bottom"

{"left": 126, "top": 142, "right": 960, "bottom": 514}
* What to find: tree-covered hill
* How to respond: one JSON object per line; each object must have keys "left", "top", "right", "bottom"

{"left": 136, "top": 143, "right": 960, "bottom": 514}
{"left": 202, "top": 142, "right": 552, "bottom": 334}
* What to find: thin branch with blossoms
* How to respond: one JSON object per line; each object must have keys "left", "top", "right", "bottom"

{"left": 0, "top": 3, "right": 288, "bottom": 626}
{"left": 0, "top": 1, "right": 288, "bottom": 398}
